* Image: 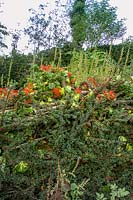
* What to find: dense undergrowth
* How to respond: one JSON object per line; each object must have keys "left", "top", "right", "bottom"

{"left": 0, "top": 49, "right": 133, "bottom": 200}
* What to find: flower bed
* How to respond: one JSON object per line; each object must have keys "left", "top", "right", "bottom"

{"left": 0, "top": 65, "right": 118, "bottom": 109}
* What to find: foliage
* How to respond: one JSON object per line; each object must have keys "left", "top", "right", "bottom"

{"left": 70, "top": 0, "right": 87, "bottom": 49}
{"left": 0, "top": 59, "right": 132, "bottom": 199}
{"left": 69, "top": 0, "right": 126, "bottom": 48}
{"left": 0, "top": 41, "right": 132, "bottom": 89}
{"left": 96, "top": 37, "right": 133, "bottom": 66}
{"left": 25, "top": 1, "right": 71, "bottom": 52}
{"left": 68, "top": 49, "right": 118, "bottom": 84}
{"left": 38, "top": 39, "right": 133, "bottom": 69}
{"left": 38, "top": 42, "right": 74, "bottom": 67}
{"left": 85, "top": 0, "right": 126, "bottom": 47}
{"left": 10, "top": 30, "right": 21, "bottom": 53}
{"left": 48, "top": 0, "right": 71, "bottom": 48}
{"left": 96, "top": 184, "right": 130, "bottom": 200}
{"left": 24, "top": 4, "right": 50, "bottom": 53}
{"left": 0, "top": 53, "right": 33, "bottom": 87}
{"left": 0, "top": 23, "right": 8, "bottom": 49}
{"left": 0, "top": 1, "right": 132, "bottom": 198}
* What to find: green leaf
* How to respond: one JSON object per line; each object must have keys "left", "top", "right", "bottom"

{"left": 71, "top": 183, "right": 78, "bottom": 191}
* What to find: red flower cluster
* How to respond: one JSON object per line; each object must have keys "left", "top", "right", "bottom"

{"left": 23, "top": 83, "right": 34, "bottom": 96}
{"left": 9, "top": 90, "right": 18, "bottom": 97}
{"left": 0, "top": 88, "right": 7, "bottom": 97}
{"left": 22, "top": 83, "right": 34, "bottom": 104}
{"left": 67, "top": 72, "right": 77, "bottom": 85}
{"left": 96, "top": 93, "right": 102, "bottom": 100}
{"left": 87, "top": 77, "right": 98, "bottom": 87}
{"left": 40, "top": 65, "right": 51, "bottom": 72}
{"left": 74, "top": 87, "right": 82, "bottom": 94}
{"left": 67, "top": 72, "right": 72, "bottom": 78}
{"left": 0, "top": 84, "right": 34, "bottom": 100}
{"left": 96, "top": 90, "right": 116, "bottom": 101}
{"left": 103, "top": 90, "right": 116, "bottom": 100}
{"left": 0, "top": 88, "right": 18, "bottom": 99}
{"left": 52, "top": 87, "right": 62, "bottom": 98}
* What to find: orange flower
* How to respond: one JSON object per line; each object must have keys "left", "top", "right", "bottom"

{"left": 40, "top": 65, "right": 51, "bottom": 72}
{"left": 75, "top": 87, "right": 82, "bottom": 94}
{"left": 23, "top": 83, "right": 34, "bottom": 96}
{"left": 103, "top": 90, "right": 116, "bottom": 100}
{"left": 0, "top": 88, "right": 19, "bottom": 101}
{"left": 67, "top": 72, "right": 72, "bottom": 78}
{"left": 70, "top": 78, "right": 76, "bottom": 84}
{"left": 27, "top": 83, "right": 33, "bottom": 88}
{"left": 0, "top": 88, "right": 7, "bottom": 97}
{"left": 87, "top": 77, "right": 98, "bottom": 87}
{"left": 52, "top": 87, "right": 62, "bottom": 98}
{"left": 108, "top": 90, "right": 116, "bottom": 100}
{"left": 10, "top": 90, "right": 18, "bottom": 97}
{"left": 96, "top": 93, "right": 102, "bottom": 100}
{"left": 59, "top": 67, "right": 65, "bottom": 71}
{"left": 8, "top": 89, "right": 19, "bottom": 99}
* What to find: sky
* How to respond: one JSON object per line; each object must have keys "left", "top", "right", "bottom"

{"left": 0, "top": 0, "right": 133, "bottom": 54}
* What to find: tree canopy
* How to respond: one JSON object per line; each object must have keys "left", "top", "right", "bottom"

{"left": 24, "top": 4, "right": 50, "bottom": 54}
{"left": 70, "top": 0, "right": 87, "bottom": 49}
{"left": 0, "top": 23, "right": 8, "bottom": 49}
{"left": 69, "top": 0, "right": 127, "bottom": 48}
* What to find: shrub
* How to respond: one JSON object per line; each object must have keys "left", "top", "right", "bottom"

{"left": 0, "top": 63, "right": 132, "bottom": 199}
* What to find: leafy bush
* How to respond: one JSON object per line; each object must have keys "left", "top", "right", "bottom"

{"left": 0, "top": 61, "right": 132, "bottom": 199}
{"left": 0, "top": 52, "right": 33, "bottom": 87}
{"left": 96, "top": 184, "right": 130, "bottom": 200}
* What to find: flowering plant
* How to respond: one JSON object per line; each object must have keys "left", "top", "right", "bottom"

{"left": 0, "top": 63, "right": 132, "bottom": 200}
{"left": 0, "top": 66, "right": 120, "bottom": 109}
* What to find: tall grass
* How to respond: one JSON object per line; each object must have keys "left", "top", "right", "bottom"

{"left": 67, "top": 46, "right": 131, "bottom": 83}
{"left": 0, "top": 59, "right": 13, "bottom": 125}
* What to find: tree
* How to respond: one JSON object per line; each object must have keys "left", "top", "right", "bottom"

{"left": 0, "top": 23, "right": 8, "bottom": 49}
{"left": 24, "top": 4, "right": 49, "bottom": 54}
{"left": 69, "top": 0, "right": 87, "bottom": 49}
{"left": 25, "top": 1, "right": 71, "bottom": 53}
{"left": 10, "top": 29, "right": 21, "bottom": 54}
{"left": 0, "top": 2, "right": 8, "bottom": 49}
{"left": 69, "top": 0, "right": 126, "bottom": 48}
{"left": 48, "top": 0, "right": 71, "bottom": 48}
{"left": 85, "top": 0, "right": 126, "bottom": 47}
